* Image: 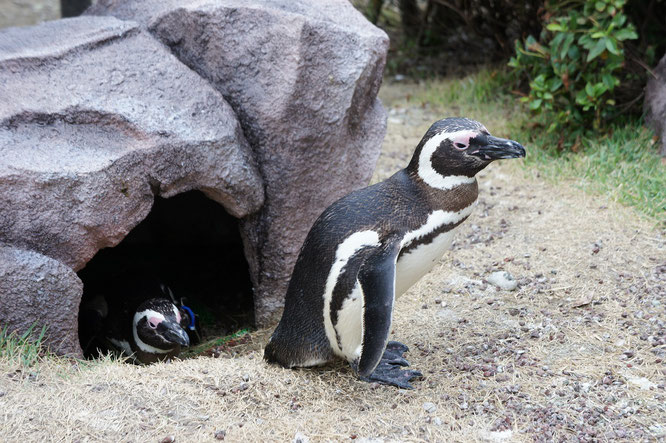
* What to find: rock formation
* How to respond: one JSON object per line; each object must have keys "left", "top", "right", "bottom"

{"left": 0, "top": 1, "right": 388, "bottom": 355}
{"left": 0, "top": 16, "right": 263, "bottom": 354}
{"left": 89, "top": 0, "right": 389, "bottom": 324}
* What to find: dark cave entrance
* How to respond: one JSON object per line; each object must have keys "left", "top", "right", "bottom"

{"left": 77, "top": 190, "right": 254, "bottom": 359}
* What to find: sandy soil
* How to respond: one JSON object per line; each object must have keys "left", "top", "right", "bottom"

{"left": 1, "top": 82, "right": 664, "bottom": 442}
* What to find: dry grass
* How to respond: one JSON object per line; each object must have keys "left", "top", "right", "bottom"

{"left": 1, "top": 82, "right": 664, "bottom": 442}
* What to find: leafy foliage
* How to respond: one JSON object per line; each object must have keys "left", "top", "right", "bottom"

{"left": 508, "top": 0, "right": 639, "bottom": 145}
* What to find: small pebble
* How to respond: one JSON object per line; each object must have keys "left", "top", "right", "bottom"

{"left": 242, "top": 374, "right": 250, "bottom": 382}
{"left": 423, "top": 402, "right": 437, "bottom": 414}
{"left": 293, "top": 432, "right": 310, "bottom": 443}
{"left": 487, "top": 271, "right": 518, "bottom": 291}
{"left": 214, "top": 430, "right": 226, "bottom": 440}
{"left": 159, "top": 436, "right": 175, "bottom": 443}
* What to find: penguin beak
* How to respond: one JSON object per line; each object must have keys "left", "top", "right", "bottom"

{"left": 159, "top": 321, "right": 190, "bottom": 347}
{"left": 469, "top": 135, "right": 526, "bottom": 160}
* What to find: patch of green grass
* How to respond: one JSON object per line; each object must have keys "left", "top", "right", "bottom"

{"left": 0, "top": 324, "right": 48, "bottom": 368}
{"left": 180, "top": 328, "right": 251, "bottom": 359}
{"left": 408, "top": 68, "right": 665, "bottom": 224}
{"left": 517, "top": 121, "right": 665, "bottom": 222}
{"left": 406, "top": 69, "right": 521, "bottom": 135}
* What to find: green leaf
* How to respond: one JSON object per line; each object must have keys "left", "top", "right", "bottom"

{"left": 605, "top": 38, "right": 620, "bottom": 55}
{"left": 568, "top": 45, "right": 580, "bottom": 60}
{"left": 612, "top": 14, "right": 627, "bottom": 28}
{"left": 595, "top": 1, "right": 605, "bottom": 11}
{"left": 585, "top": 82, "right": 595, "bottom": 97}
{"left": 602, "top": 73, "right": 616, "bottom": 89}
{"left": 546, "top": 23, "right": 563, "bottom": 31}
{"left": 529, "top": 99, "right": 543, "bottom": 110}
{"left": 593, "top": 83, "right": 608, "bottom": 96}
{"left": 615, "top": 28, "right": 638, "bottom": 41}
{"left": 587, "top": 39, "right": 607, "bottom": 62}
{"left": 551, "top": 32, "right": 565, "bottom": 50}
{"left": 560, "top": 34, "right": 575, "bottom": 59}
{"left": 591, "top": 32, "right": 606, "bottom": 38}
{"left": 549, "top": 78, "right": 563, "bottom": 91}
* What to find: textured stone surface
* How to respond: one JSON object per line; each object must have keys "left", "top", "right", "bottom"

{"left": 0, "top": 16, "right": 263, "bottom": 354}
{"left": 0, "top": 245, "right": 83, "bottom": 356}
{"left": 0, "top": 16, "right": 263, "bottom": 270}
{"left": 89, "top": 0, "right": 389, "bottom": 324}
{"left": 645, "top": 52, "right": 666, "bottom": 156}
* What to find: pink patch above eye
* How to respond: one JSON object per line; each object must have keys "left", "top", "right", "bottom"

{"left": 176, "top": 311, "right": 181, "bottom": 324}
{"left": 148, "top": 317, "right": 162, "bottom": 328}
{"left": 451, "top": 132, "right": 475, "bottom": 149}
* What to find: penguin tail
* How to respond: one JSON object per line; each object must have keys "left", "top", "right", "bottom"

{"left": 263, "top": 335, "right": 291, "bottom": 367}
{"left": 264, "top": 328, "right": 332, "bottom": 369}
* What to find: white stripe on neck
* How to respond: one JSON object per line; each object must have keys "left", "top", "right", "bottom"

{"left": 417, "top": 130, "right": 477, "bottom": 190}
{"left": 133, "top": 310, "right": 170, "bottom": 354}
{"left": 400, "top": 201, "right": 478, "bottom": 250}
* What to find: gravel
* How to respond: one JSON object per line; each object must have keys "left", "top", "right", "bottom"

{"left": 423, "top": 402, "right": 437, "bottom": 414}
{"left": 487, "top": 271, "right": 518, "bottom": 291}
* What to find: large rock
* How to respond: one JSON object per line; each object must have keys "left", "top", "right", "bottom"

{"left": 644, "top": 52, "right": 666, "bottom": 156}
{"left": 88, "top": 0, "right": 389, "bottom": 324}
{"left": 0, "top": 16, "right": 264, "bottom": 353}
{"left": 0, "top": 246, "right": 83, "bottom": 357}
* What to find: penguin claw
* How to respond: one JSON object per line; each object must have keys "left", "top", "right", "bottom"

{"left": 386, "top": 341, "right": 409, "bottom": 353}
{"left": 361, "top": 366, "right": 423, "bottom": 389}
{"left": 360, "top": 341, "right": 423, "bottom": 389}
{"left": 382, "top": 342, "right": 411, "bottom": 367}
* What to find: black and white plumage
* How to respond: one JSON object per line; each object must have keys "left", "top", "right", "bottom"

{"left": 80, "top": 278, "right": 191, "bottom": 364}
{"left": 264, "top": 117, "right": 525, "bottom": 388}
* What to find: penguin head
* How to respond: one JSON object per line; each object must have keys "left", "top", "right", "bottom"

{"left": 133, "top": 298, "right": 190, "bottom": 353}
{"left": 409, "top": 117, "right": 525, "bottom": 181}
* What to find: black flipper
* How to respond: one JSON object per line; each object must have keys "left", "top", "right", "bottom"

{"left": 356, "top": 238, "right": 402, "bottom": 378}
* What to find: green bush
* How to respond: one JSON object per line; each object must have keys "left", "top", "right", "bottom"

{"left": 508, "top": 0, "right": 638, "bottom": 145}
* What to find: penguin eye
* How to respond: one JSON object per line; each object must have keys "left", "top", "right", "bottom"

{"left": 147, "top": 317, "right": 160, "bottom": 329}
{"left": 454, "top": 142, "right": 468, "bottom": 150}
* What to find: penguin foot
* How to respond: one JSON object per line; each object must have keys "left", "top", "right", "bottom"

{"left": 360, "top": 341, "right": 423, "bottom": 389}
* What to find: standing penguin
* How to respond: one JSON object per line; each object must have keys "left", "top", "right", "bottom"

{"left": 264, "top": 117, "right": 525, "bottom": 388}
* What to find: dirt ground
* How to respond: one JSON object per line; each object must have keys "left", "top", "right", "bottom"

{"left": 1, "top": 82, "right": 664, "bottom": 442}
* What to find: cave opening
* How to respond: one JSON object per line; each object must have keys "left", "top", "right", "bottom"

{"left": 77, "top": 190, "right": 254, "bottom": 360}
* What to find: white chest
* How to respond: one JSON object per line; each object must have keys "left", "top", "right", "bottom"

{"left": 395, "top": 229, "right": 455, "bottom": 296}
{"left": 394, "top": 203, "right": 476, "bottom": 296}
